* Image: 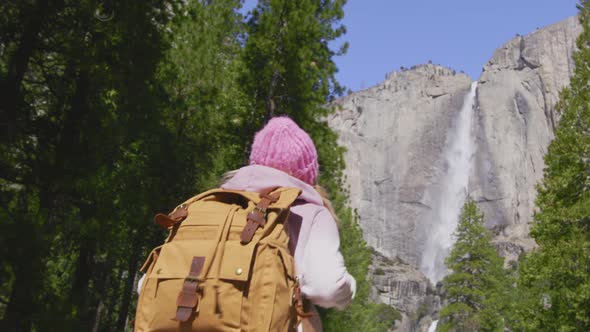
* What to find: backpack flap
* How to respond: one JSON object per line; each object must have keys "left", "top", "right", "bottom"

{"left": 215, "top": 188, "right": 301, "bottom": 281}
{"left": 270, "top": 187, "right": 302, "bottom": 210}
{"left": 218, "top": 241, "right": 257, "bottom": 282}
{"left": 147, "top": 240, "right": 216, "bottom": 280}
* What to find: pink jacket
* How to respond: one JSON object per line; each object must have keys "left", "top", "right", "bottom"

{"left": 222, "top": 165, "right": 356, "bottom": 310}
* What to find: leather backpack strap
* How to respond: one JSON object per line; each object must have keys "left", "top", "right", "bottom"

{"left": 300, "top": 307, "right": 322, "bottom": 332}
{"left": 231, "top": 187, "right": 301, "bottom": 244}
{"left": 293, "top": 276, "right": 314, "bottom": 318}
{"left": 240, "top": 191, "right": 280, "bottom": 243}
{"left": 176, "top": 256, "right": 206, "bottom": 321}
{"left": 154, "top": 204, "right": 189, "bottom": 229}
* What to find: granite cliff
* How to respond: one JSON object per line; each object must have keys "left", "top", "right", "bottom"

{"left": 327, "top": 16, "right": 582, "bottom": 331}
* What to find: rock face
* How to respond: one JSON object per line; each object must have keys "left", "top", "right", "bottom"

{"left": 370, "top": 252, "right": 440, "bottom": 332}
{"left": 329, "top": 65, "right": 472, "bottom": 265}
{"left": 328, "top": 16, "right": 581, "bottom": 331}
{"left": 474, "top": 16, "right": 581, "bottom": 253}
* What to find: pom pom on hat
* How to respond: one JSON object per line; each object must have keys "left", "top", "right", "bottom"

{"left": 249, "top": 116, "right": 319, "bottom": 185}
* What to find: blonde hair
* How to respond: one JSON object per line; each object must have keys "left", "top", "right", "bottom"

{"left": 219, "top": 170, "right": 238, "bottom": 186}
{"left": 314, "top": 185, "right": 340, "bottom": 225}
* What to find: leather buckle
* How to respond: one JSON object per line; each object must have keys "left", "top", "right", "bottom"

{"left": 247, "top": 210, "right": 266, "bottom": 226}
{"left": 177, "top": 290, "right": 199, "bottom": 308}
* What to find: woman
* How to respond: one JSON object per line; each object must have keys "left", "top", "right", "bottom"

{"left": 221, "top": 116, "right": 356, "bottom": 331}
{"left": 137, "top": 116, "right": 355, "bottom": 331}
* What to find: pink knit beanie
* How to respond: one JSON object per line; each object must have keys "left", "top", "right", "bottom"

{"left": 249, "top": 116, "right": 319, "bottom": 185}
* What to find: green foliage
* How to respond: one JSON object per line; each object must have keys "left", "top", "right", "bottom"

{"left": 241, "top": 0, "right": 347, "bottom": 128}
{"left": 0, "top": 0, "right": 392, "bottom": 331}
{"left": 0, "top": 1, "right": 188, "bottom": 330}
{"left": 514, "top": 2, "right": 590, "bottom": 331}
{"left": 319, "top": 175, "right": 398, "bottom": 332}
{"left": 320, "top": 207, "right": 397, "bottom": 332}
{"left": 438, "top": 199, "right": 508, "bottom": 332}
{"left": 155, "top": 0, "right": 250, "bottom": 192}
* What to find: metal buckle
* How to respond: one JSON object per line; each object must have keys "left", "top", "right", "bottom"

{"left": 254, "top": 206, "right": 267, "bottom": 214}
{"left": 185, "top": 276, "right": 201, "bottom": 283}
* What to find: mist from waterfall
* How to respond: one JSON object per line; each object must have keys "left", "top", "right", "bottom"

{"left": 420, "top": 82, "right": 478, "bottom": 284}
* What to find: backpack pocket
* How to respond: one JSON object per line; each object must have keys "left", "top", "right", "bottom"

{"left": 137, "top": 239, "right": 257, "bottom": 331}
{"left": 138, "top": 240, "right": 216, "bottom": 331}
{"left": 135, "top": 246, "right": 162, "bottom": 331}
{"left": 214, "top": 240, "right": 257, "bottom": 328}
{"left": 243, "top": 243, "right": 296, "bottom": 332}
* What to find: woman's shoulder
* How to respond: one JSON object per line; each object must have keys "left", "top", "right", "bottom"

{"left": 292, "top": 200, "right": 326, "bottom": 215}
{"left": 291, "top": 202, "right": 335, "bottom": 227}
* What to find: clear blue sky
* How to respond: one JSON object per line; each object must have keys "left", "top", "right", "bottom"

{"left": 243, "top": 0, "right": 579, "bottom": 92}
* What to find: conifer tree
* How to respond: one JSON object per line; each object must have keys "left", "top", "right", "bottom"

{"left": 155, "top": 0, "right": 249, "bottom": 191}
{"left": 0, "top": 0, "right": 398, "bottom": 330}
{"left": 0, "top": 1, "right": 178, "bottom": 330}
{"left": 516, "top": 1, "right": 590, "bottom": 330}
{"left": 241, "top": 0, "right": 347, "bottom": 133}
{"left": 438, "top": 199, "right": 507, "bottom": 332}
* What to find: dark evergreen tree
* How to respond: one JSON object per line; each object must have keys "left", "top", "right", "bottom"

{"left": 240, "top": 0, "right": 347, "bottom": 137}
{"left": 438, "top": 199, "right": 507, "bottom": 332}
{"left": 0, "top": 0, "right": 397, "bottom": 330}
{"left": 0, "top": 1, "right": 181, "bottom": 330}
{"left": 154, "top": 0, "right": 250, "bottom": 191}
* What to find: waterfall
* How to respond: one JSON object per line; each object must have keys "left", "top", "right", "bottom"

{"left": 427, "top": 320, "right": 439, "bottom": 332}
{"left": 420, "top": 82, "right": 477, "bottom": 284}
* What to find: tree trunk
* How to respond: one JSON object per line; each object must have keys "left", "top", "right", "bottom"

{"left": 0, "top": 0, "right": 50, "bottom": 142}
{"left": 71, "top": 245, "right": 94, "bottom": 330}
{"left": 115, "top": 238, "right": 141, "bottom": 331}
{"left": 0, "top": 194, "right": 44, "bottom": 332}
{"left": 265, "top": 71, "right": 280, "bottom": 120}
{"left": 1, "top": 266, "right": 36, "bottom": 332}
{"left": 92, "top": 300, "right": 104, "bottom": 332}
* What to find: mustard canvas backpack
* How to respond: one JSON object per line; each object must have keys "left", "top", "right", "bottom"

{"left": 134, "top": 187, "right": 310, "bottom": 332}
